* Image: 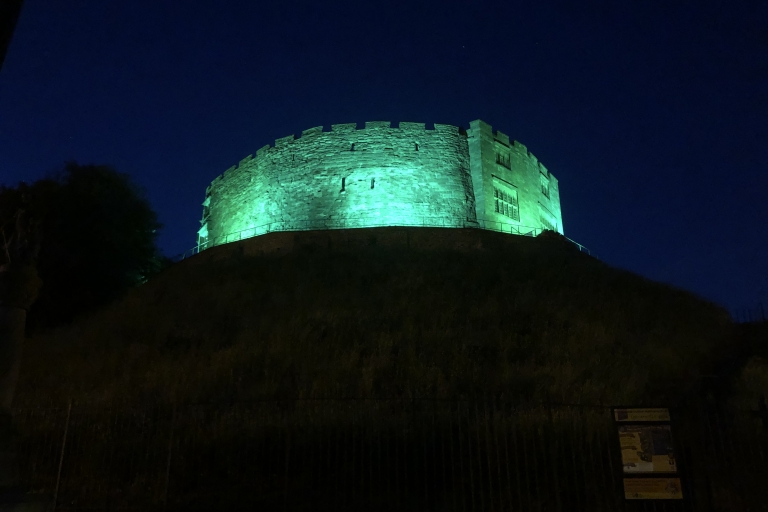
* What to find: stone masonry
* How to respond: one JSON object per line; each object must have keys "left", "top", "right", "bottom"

{"left": 199, "top": 120, "right": 563, "bottom": 247}
{"left": 467, "top": 120, "right": 563, "bottom": 234}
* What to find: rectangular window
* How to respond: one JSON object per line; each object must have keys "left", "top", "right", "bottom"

{"left": 540, "top": 173, "right": 550, "bottom": 199}
{"left": 493, "top": 185, "right": 519, "bottom": 221}
{"left": 496, "top": 152, "right": 511, "bottom": 169}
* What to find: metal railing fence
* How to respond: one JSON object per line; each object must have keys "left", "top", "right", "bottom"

{"left": 176, "top": 216, "right": 592, "bottom": 260}
{"left": 732, "top": 302, "right": 767, "bottom": 323}
{"left": 10, "top": 398, "right": 767, "bottom": 511}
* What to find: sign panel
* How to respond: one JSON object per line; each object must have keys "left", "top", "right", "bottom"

{"left": 619, "top": 425, "right": 677, "bottom": 473}
{"left": 613, "top": 407, "right": 683, "bottom": 500}
{"left": 614, "top": 408, "right": 671, "bottom": 422}
{"left": 624, "top": 478, "right": 683, "bottom": 500}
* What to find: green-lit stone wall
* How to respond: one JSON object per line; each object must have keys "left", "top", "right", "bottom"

{"left": 199, "top": 119, "right": 563, "bottom": 247}
{"left": 468, "top": 120, "right": 563, "bottom": 234}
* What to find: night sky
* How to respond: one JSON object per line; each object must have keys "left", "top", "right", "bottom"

{"left": 1, "top": 0, "right": 766, "bottom": 314}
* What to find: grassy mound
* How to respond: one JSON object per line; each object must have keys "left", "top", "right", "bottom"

{"left": 16, "top": 228, "right": 732, "bottom": 406}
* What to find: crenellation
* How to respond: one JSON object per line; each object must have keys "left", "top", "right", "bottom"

{"left": 494, "top": 131, "right": 510, "bottom": 146}
{"left": 468, "top": 119, "right": 491, "bottom": 134}
{"left": 275, "top": 134, "right": 295, "bottom": 147}
{"left": 301, "top": 126, "right": 323, "bottom": 138}
{"left": 256, "top": 145, "right": 270, "bottom": 157}
{"left": 434, "top": 124, "right": 458, "bottom": 133}
{"left": 365, "top": 121, "right": 391, "bottom": 129}
{"left": 331, "top": 123, "right": 356, "bottom": 133}
{"left": 399, "top": 122, "right": 426, "bottom": 131}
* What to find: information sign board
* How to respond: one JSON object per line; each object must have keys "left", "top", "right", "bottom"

{"left": 619, "top": 424, "right": 676, "bottom": 473}
{"left": 612, "top": 407, "right": 682, "bottom": 500}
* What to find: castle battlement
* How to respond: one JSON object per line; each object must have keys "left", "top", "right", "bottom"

{"left": 199, "top": 119, "right": 563, "bottom": 248}
{"left": 494, "top": 130, "right": 510, "bottom": 146}
{"left": 214, "top": 121, "right": 471, "bottom": 174}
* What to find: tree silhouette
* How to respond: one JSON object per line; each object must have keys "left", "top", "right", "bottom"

{"left": 0, "top": 162, "right": 165, "bottom": 329}
{"left": 0, "top": 208, "right": 41, "bottom": 493}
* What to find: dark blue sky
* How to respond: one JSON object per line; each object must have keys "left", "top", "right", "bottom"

{"left": 1, "top": 0, "right": 766, "bottom": 314}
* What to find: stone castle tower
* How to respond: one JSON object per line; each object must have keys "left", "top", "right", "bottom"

{"left": 198, "top": 120, "right": 563, "bottom": 248}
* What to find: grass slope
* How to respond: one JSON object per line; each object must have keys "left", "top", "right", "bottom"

{"left": 17, "top": 229, "right": 732, "bottom": 406}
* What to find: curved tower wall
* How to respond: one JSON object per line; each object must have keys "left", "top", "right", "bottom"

{"left": 199, "top": 119, "right": 564, "bottom": 248}
{"left": 200, "top": 122, "right": 476, "bottom": 246}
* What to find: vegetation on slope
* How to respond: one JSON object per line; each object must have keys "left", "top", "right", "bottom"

{"left": 16, "top": 230, "right": 733, "bottom": 406}
{"left": 714, "top": 321, "right": 768, "bottom": 408}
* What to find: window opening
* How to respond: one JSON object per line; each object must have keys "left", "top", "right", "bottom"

{"left": 540, "top": 174, "right": 550, "bottom": 198}
{"left": 496, "top": 152, "right": 511, "bottom": 169}
{"left": 201, "top": 196, "right": 211, "bottom": 220}
{"left": 493, "top": 187, "right": 520, "bottom": 221}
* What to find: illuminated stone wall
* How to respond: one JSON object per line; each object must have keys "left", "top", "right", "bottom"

{"left": 467, "top": 120, "right": 563, "bottom": 234}
{"left": 199, "top": 120, "right": 563, "bottom": 247}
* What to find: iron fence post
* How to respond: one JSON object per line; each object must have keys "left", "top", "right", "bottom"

{"left": 163, "top": 402, "right": 176, "bottom": 510}
{"left": 52, "top": 400, "right": 72, "bottom": 512}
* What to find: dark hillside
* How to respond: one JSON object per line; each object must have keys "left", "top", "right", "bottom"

{"left": 16, "top": 227, "right": 731, "bottom": 406}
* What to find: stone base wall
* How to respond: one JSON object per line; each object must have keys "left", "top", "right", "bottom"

{"left": 183, "top": 226, "right": 538, "bottom": 267}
